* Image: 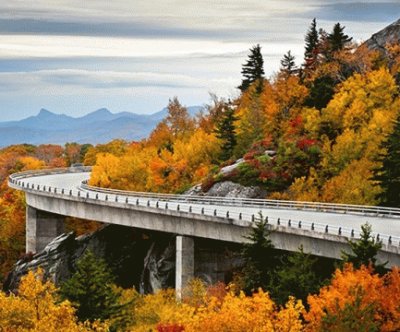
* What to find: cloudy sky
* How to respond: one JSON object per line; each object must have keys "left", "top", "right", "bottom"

{"left": 0, "top": 0, "right": 399, "bottom": 121}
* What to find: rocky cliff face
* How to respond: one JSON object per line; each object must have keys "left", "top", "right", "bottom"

{"left": 4, "top": 225, "right": 176, "bottom": 293}
{"left": 364, "top": 18, "right": 400, "bottom": 53}
{"left": 4, "top": 224, "right": 241, "bottom": 293}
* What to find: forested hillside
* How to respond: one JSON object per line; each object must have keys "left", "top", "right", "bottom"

{"left": 88, "top": 20, "right": 400, "bottom": 207}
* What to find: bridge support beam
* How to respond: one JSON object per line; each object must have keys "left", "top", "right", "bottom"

{"left": 175, "top": 235, "right": 194, "bottom": 299}
{"left": 26, "top": 206, "right": 65, "bottom": 254}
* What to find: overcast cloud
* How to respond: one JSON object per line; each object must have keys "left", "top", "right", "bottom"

{"left": 0, "top": 0, "right": 399, "bottom": 120}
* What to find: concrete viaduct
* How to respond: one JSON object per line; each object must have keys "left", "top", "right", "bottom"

{"left": 8, "top": 168, "right": 400, "bottom": 295}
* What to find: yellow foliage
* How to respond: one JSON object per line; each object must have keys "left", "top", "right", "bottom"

{"left": 89, "top": 153, "right": 121, "bottom": 188}
{"left": 18, "top": 156, "right": 46, "bottom": 171}
{"left": 129, "top": 289, "right": 194, "bottom": 332}
{"left": 323, "top": 68, "right": 397, "bottom": 132}
{"left": 284, "top": 168, "right": 321, "bottom": 202}
{"left": 0, "top": 268, "right": 109, "bottom": 331}
{"left": 321, "top": 158, "right": 382, "bottom": 205}
{"left": 183, "top": 290, "right": 304, "bottom": 332}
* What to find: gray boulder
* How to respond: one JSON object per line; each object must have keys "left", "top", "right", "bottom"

{"left": 206, "top": 181, "right": 266, "bottom": 198}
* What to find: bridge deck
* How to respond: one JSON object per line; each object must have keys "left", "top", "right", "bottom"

{"left": 14, "top": 171, "right": 400, "bottom": 243}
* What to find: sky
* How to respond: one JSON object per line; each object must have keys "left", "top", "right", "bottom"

{"left": 0, "top": 0, "right": 399, "bottom": 121}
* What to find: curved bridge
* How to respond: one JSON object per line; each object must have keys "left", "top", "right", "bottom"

{"left": 8, "top": 168, "right": 400, "bottom": 293}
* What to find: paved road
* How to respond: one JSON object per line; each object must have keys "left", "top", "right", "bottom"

{"left": 12, "top": 171, "right": 400, "bottom": 243}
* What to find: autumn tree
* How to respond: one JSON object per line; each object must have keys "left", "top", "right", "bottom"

{"left": 60, "top": 250, "right": 123, "bottom": 325}
{"left": 214, "top": 103, "right": 237, "bottom": 161}
{"left": 342, "top": 223, "right": 387, "bottom": 273}
{"left": 0, "top": 268, "right": 109, "bottom": 331}
{"left": 238, "top": 44, "right": 265, "bottom": 93}
{"left": 234, "top": 85, "right": 267, "bottom": 155}
{"left": 165, "top": 97, "right": 195, "bottom": 140}
{"left": 198, "top": 94, "right": 226, "bottom": 134}
{"left": 305, "top": 265, "right": 400, "bottom": 332}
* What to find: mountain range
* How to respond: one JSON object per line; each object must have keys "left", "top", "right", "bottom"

{"left": 0, "top": 107, "right": 201, "bottom": 147}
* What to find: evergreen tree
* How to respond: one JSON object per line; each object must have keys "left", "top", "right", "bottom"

{"left": 271, "top": 245, "right": 321, "bottom": 306}
{"left": 304, "top": 18, "right": 319, "bottom": 69}
{"left": 375, "top": 116, "right": 400, "bottom": 207}
{"left": 60, "top": 250, "right": 123, "bottom": 324}
{"left": 280, "top": 50, "right": 297, "bottom": 75}
{"left": 304, "top": 74, "right": 336, "bottom": 110}
{"left": 241, "top": 213, "right": 277, "bottom": 293}
{"left": 214, "top": 104, "right": 237, "bottom": 161}
{"left": 341, "top": 223, "right": 387, "bottom": 273}
{"left": 238, "top": 44, "right": 265, "bottom": 93}
{"left": 327, "top": 22, "right": 353, "bottom": 53}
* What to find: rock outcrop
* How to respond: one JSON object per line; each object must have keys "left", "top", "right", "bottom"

{"left": 206, "top": 181, "right": 266, "bottom": 199}
{"left": 3, "top": 225, "right": 176, "bottom": 293}
{"left": 364, "top": 18, "right": 400, "bottom": 53}
{"left": 4, "top": 224, "right": 242, "bottom": 294}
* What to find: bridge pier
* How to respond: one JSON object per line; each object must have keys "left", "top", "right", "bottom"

{"left": 26, "top": 206, "right": 65, "bottom": 253}
{"left": 175, "top": 235, "right": 194, "bottom": 299}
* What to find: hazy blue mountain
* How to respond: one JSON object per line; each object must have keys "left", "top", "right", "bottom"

{"left": 0, "top": 106, "right": 202, "bottom": 147}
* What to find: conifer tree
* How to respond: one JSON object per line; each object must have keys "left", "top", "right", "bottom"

{"left": 60, "top": 250, "right": 122, "bottom": 323}
{"left": 214, "top": 104, "right": 237, "bottom": 161}
{"left": 327, "top": 22, "right": 352, "bottom": 53}
{"left": 375, "top": 116, "right": 400, "bottom": 207}
{"left": 241, "top": 213, "right": 277, "bottom": 293}
{"left": 271, "top": 245, "right": 321, "bottom": 305}
{"left": 280, "top": 50, "right": 297, "bottom": 75}
{"left": 238, "top": 44, "right": 265, "bottom": 93}
{"left": 304, "top": 18, "right": 319, "bottom": 69}
{"left": 341, "top": 223, "right": 387, "bottom": 273}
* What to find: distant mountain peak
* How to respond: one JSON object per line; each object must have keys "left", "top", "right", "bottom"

{"left": 37, "top": 108, "right": 53, "bottom": 117}
{"left": 89, "top": 108, "right": 112, "bottom": 115}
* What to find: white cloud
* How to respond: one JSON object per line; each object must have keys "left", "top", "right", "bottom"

{"left": 0, "top": 35, "right": 252, "bottom": 58}
{"left": 0, "top": 69, "right": 237, "bottom": 96}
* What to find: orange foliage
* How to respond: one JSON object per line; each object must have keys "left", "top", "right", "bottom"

{"left": 304, "top": 264, "right": 400, "bottom": 332}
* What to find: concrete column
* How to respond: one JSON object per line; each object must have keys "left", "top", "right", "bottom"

{"left": 175, "top": 235, "right": 194, "bottom": 299}
{"left": 26, "top": 206, "right": 65, "bottom": 253}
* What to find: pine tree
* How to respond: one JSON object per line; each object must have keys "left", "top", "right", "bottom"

{"left": 241, "top": 213, "right": 277, "bottom": 293}
{"left": 271, "top": 245, "right": 321, "bottom": 305}
{"left": 304, "top": 18, "right": 319, "bottom": 69}
{"left": 280, "top": 50, "right": 297, "bottom": 75}
{"left": 375, "top": 116, "right": 400, "bottom": 207}
{"left": 214, "top": 104, "right": 237, "bottom": 161}
{"left": 327, "top": 22, "right": 352, "bottom": 53}
{"left": 60, "top": 250, "right": 122, "bottom": 323}
{"left": 341, "top": 223, "right": 387, "bottom": 273}
{"left": 238, "top": 44, "right": 265, "bottom": 93}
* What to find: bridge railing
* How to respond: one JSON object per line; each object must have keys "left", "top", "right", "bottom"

{"left": 8, "top": 166, "right": 92, "bottom": 181}
{"left": 80, "top": 181, "right": 400, "bottom": 218}
{"left": 10, "top": 168, "right": 400, "bottom": 219}
{"left": 9, "top": 178, "right": 400, "bottom": 248}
